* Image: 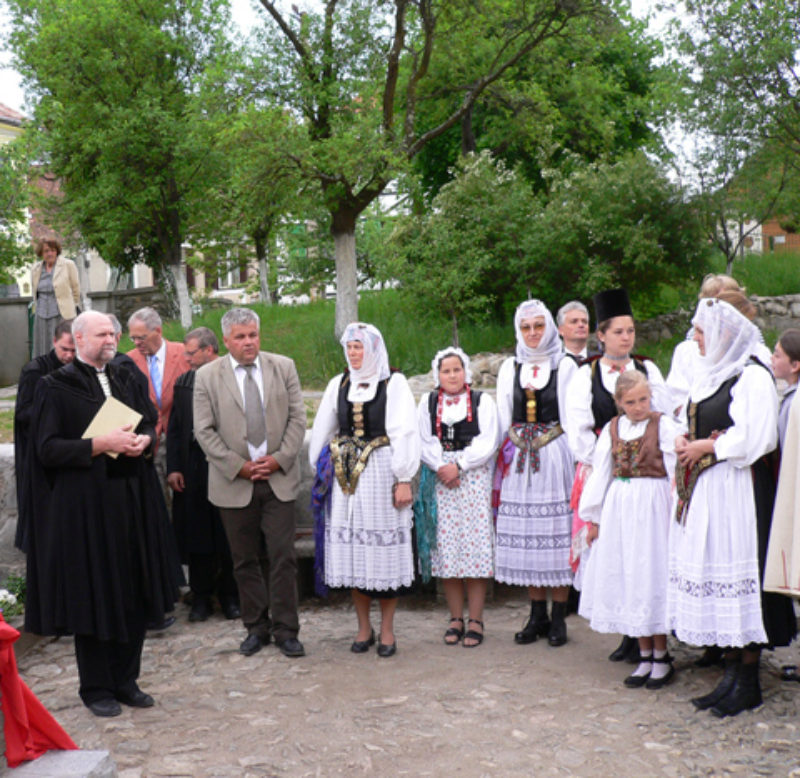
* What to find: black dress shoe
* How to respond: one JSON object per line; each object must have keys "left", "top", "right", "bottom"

{"left": 220, "top": 599, "right": 241, "bottom": 620}
{"left": 87, "top": 698, "right": 122, "bottom": 718}
{"left": 351, "top": 629, "right": 376, "bottom": 653}
{"left": 239, "top": 633, "right": 266, "bottom": 656}
{"left": 116, "top": 689, "right": 155, "bottom": 708}
{"left": 277, "top": 637, "right": 306, "bottom": 657}
{"left": 189, "top": 598, "right": 211, "bottom": 622}
{"left": 376, "top": 641, "right": 397, "bottom": 658}
{"left": 147, "top": 616, "right": 176, "bottom": 632}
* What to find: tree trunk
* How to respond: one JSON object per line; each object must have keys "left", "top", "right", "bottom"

{"left": 169, "top": 259, "right": 193, "bottom": 330}
{"left": 331, "top": 209, "right": 359, "bottom": 338}
{"left": 254, "top": 228, "right": 272, "bottom": 304}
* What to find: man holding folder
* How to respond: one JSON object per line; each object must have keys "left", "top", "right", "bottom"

{"left": 25, "top": 311, "right": 181, "bottom": 717}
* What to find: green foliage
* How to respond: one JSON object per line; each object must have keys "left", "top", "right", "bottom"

{"left": 0, "top": 139, "right": 35, "bottom": 283}
{"left": 529, "top": 151, "right": 712, "bottom": 305}
{"left": 668, "top": 0, "right": 800, "bottom": 264}
{"left": 413, "top": 4, "right": 667, "bottom": 198}
{"left": 7, "top": 0, "right": 231, "bottom": 277}
{"left": 393, "top": 152, "right": 537, "bottom": 343}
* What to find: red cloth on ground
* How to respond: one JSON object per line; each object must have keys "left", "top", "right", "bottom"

{"left": 0, "top": 613, "right": 77, "bottom": 767}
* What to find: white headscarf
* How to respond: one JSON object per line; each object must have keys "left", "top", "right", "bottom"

{"left": 431, "top": 346, "right": 472, "bottom": 388}
{"left": 514, "top": 300, "right": 562, "bottom": 368}
{"left": 690, "top": 298, "right": 761, "bottom": 402}
{"left": 340, "top": 322, "right": 390, "bottom": 401}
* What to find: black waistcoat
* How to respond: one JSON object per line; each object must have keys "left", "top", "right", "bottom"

{"left": 590, "top": 358, "right": 648, "bottom": 430}
{"left": 337, "top": 372, "right": 389, "bottom": 439}
{"left": 427, "top": 390, "right": 482, "bottom": 450}
{"left": 692, "top": 375, "right": 738, "bottom": 439}
{"left": 512, "top": 362, "right": 560, "bottom": 424}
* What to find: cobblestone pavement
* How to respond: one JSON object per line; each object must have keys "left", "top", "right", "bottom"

{"left": 14, "top": 593, "right": 800, "bottom": 777}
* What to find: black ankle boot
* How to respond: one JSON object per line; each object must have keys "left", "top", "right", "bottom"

{"left": 710, "top": 662, "right": 762, "bottom": 718}
{"left": 514, "top": 600, "right": 550, "bottom": 644}
{"left": 609, "top": 635, "right": 635, "bottom": 662}
{"left": 694, "top": 645, "right": 724, "bottom": 668}
{"left": 691, "top": 656, "right": 740, "bottom": 710}
{"left": 548, "top": 601, "right": 567, "bottom": 647}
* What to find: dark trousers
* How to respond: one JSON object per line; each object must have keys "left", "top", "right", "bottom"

{"left": 74, "top": 611, "right": 147, "bottom": 705}
{"left": 189, "top": 551, "right": 237, "bottom": 602}
{"left": 219, "top": 481, "right": 298, "bottom": 643}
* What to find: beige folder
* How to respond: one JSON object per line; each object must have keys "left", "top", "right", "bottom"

{"left": 81, "top": 396, "right": 143, "bottom": 459}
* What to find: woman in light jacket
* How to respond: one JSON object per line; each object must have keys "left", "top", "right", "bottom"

{"left": 31, "top": 238, "right": 80, "bottom": 357}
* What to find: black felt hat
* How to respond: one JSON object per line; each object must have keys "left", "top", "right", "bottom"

{"left": 593, "top": 288, "right": 633, "bottom": 325}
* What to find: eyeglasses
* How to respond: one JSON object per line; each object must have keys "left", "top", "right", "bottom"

{"left": 130, "top": 335, "right": 149, "bottom": 343}
{"left": 184, "top": 348, "right": 201, "bottom": 358}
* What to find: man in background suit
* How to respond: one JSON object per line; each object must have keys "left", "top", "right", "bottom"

{"left": 127, "top": 306, "right": 190, "bottom": 493}
{"left": 167, "top": 327, "right": 239, "bottom": 623}
{"left": 194, "top": 308, "right": 306, "bottom": 658}
{"left": 14, "top": 319, "right": 75, "bottom": 552}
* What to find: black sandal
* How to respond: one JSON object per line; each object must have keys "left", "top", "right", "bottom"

{"left": 463, "top": 618, "right": 484, "bottom": 648}
{"left": 444, "top": 617, "right": 464, "bottom": 645}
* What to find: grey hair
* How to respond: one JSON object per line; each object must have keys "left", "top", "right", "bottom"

{"left": 72, "top": 310, "right": 111, "bottom": 337}
{"left": 127, "top": 306, "right": 162, "bottom": 331}
{"left": 221, "top": 308, "right": 260, "bottom": 337}
{"left": 106, "top": 313, "right": 122, "bottom": 336}
{"left": 185, "top": 326, "right": 219, "bottom": 353}
{"left": 556, "top": 300, "right": 589, "bottom": 327}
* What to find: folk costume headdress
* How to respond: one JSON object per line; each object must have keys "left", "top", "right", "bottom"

{"left": 690, "top": 298, "right": 761, "bottom": 402}
{"left": 340, "top": 322, "right": 390, "bottom": 402}
{"left": 514, "top": 300, "right": 561, "bottom": 369}
{"left": 430, "top": 346, "right": 473, "bottom": 438}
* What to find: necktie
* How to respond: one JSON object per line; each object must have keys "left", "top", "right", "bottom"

{"left": 244, "top": 364, "right": 266, "bottom": 447}
{"left": 149, "top": 355, "right": 162, "bottom": 407}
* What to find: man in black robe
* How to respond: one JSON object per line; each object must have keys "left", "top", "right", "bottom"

{"left": 25, "top": 311, "right": 180, "bottom": 717}
{"left": 167, "top": 326, "right": 239, "bottom": 622}
{"left": 13, "top": 319, "right": 76, "bottom": 552}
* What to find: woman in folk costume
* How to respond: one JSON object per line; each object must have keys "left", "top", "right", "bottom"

{"left": 564, "top": 287, "right": 671, "bottom": 663}
{"left": 494, "top": 300, "right": 574, "bottom": 647}
{"left": 668, "top": 295, "right": 795, "bottom": 718}
{"left": 578, "top": 370, "right": 679, "bottom": 690}
{"left": 309, "top": 323, "right": 420, "bottom": 658}
{"left": 415, "top": 347, "right": 499, "bottom": 647}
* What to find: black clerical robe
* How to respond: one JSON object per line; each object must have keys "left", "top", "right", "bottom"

{"left": 25, "top": 359, "right": 180, "bottom": 641}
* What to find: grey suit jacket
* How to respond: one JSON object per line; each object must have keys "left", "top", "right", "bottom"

{"left": 193, "top": 351, "right": 306, "bottom": 507}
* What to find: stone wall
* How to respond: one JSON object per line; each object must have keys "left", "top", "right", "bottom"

{"left": 89, "top": 287, "right": 172, "bottom": 324}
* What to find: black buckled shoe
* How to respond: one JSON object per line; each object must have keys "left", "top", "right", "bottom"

{"left": 645, "top": 654, "right": 675, "bottom": 690}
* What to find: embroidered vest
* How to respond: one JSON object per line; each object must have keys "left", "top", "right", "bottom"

{"left": 609, "top": 412, "right": 667, "bottom": 479}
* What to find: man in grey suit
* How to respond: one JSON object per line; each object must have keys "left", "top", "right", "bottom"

{"left": 194, "top": 308, "right": 306, "bottom": 657}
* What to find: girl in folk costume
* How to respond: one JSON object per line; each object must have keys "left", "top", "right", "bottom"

{"left": 771, "top": 328, "right": 800, "bottom": 449}
{"left": 668, "top": 296, "right": 795, "bottom": 718}
{"left": 494, "top": 300, "right": 574, "bottom": 647}
{"left": 415, "top": 348, "right": 499, "bottom": 647}
{"left": 578, "top": 371, "right": 679, "bottom": 689}
{"left": 564, "top": 287, "right": 671, "bottom": 664}
{"left": 309, "top": 323, "right": 420, "bottom": 658}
